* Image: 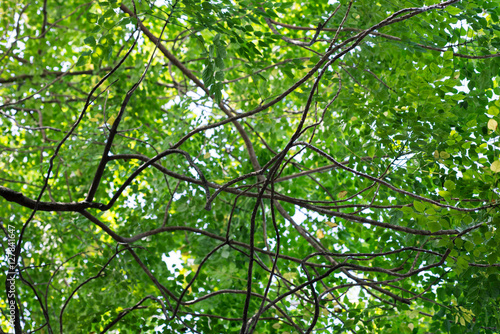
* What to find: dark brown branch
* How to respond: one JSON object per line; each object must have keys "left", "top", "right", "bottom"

{"left": 0, "top": 186, "right": 103, "bottom": 211}
{"left": 0, "top": 67, "right": 135, "bottom": 84}
{"left": 267, "top": 19, "right": 500, "bottom": 59}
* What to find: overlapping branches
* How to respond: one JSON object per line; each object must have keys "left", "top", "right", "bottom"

{"left": 1, "top": 0, "right": 499, "bottom": 333}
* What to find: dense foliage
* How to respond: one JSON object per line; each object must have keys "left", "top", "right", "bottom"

{"left": 1, "top": 0, "right": 500, "bottom": 333}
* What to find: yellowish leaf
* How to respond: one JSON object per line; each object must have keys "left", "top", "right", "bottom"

{"left": 338, "top": 190, "right": 348, "bottom": 198}
{"left": 316, "top": 229, "right": 325, "bottom": 239}
{"left": 439, "top": 190, "right": 450, "bottom": 198}
{"left": 488, "top": 106, "right": 499, "bottom": 116}
{"left": 283, "top": 272, "right": 297, "bottom": 281}
{"left": 204, "top": 152, "right": 211, "bottom": 159}
{"left": 407, "top": 310, "right": 418, "bottom": 319}
{"left": 460, "top": 316, "right": 465, "bottom": 326}
{"left": 323, "top": 295, "right": 336, "bottom": 301}
{"left": 325, "top": 221, "right": 338, "bottom": 228}
{"left": 488, "top": 119, "right": 498, "bottom": 131}
{"left": 107, "top": 115, "right": 116, "bottom": 125}
{"left": 408, "top": 323, "right": 415, "bottom": 331}
{"left": 440, "top": 151, "right": 450, "bottom": 159}
{"left": 181, "top": 252, "right": 190, "bottom": 262}
{"left": 491, "top": 161, "right": 500, "bottom": 173}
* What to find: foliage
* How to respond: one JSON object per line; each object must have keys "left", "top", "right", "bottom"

{"left": 1, "top": 0, "right": 500, "bottom": 333}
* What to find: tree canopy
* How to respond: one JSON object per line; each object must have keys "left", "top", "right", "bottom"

{"left": 1, "top": 0, "right": 500, "bottom": 333}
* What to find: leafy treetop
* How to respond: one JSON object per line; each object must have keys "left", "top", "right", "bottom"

{"left": 1, "top": 0, "right": 500, "bottom": 333}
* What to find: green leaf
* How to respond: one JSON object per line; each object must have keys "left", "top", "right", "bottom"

{"left": 428, "top": 222, "right": 441, "bottom": 233}
{"left": 367, "top": 146, "right": 376, "bottom": 158}
{"left": 439, "top": 190, "right": 451, "bottom": 199}
{"left": 212, "top": 82, "right": 223, "bottom": 104}
{"left": 217, "top": 44, "right": 227, "bottom": 59}
{"left": 202, "top": 63, "right": 215, "bottom": 86}
{"left": 413, "top": 200, "right": 426, "bottom": 213}
{"left": 445, "top": 6, "right": 462, "bottom": 16}
{"left": 75, "top": 55, "right": 88, "bottom": 67}
{"left": 473, "top": 234, "right": 483, "bottom": 244}
{"left": 488, "top": 106, "right": 500, "bottom": 116}
{"left": 213, "top": 33, "right": 221, "bottom": 45}
{"left": 84, "top": 36, "right": 96, "bottom": 46}
{"left": 215, "top": 57, "right": 225, "bottom": 69}
{"left": 464, "top": 241, "right": 474, "bottom": 252}
{"left": 443, "top": 51, "right": 454, "bottom": 60}
{"left": 309, "top": 55, "right": 321, "bottom": 64}
{"left": 102, "top": 8, "right": 115, "bottom": 19}
{"left": 215, "top": 71, "right": 225, "bottom": 81}
{"left": 444, "top": 180, "right": 455, "bottom": 190}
